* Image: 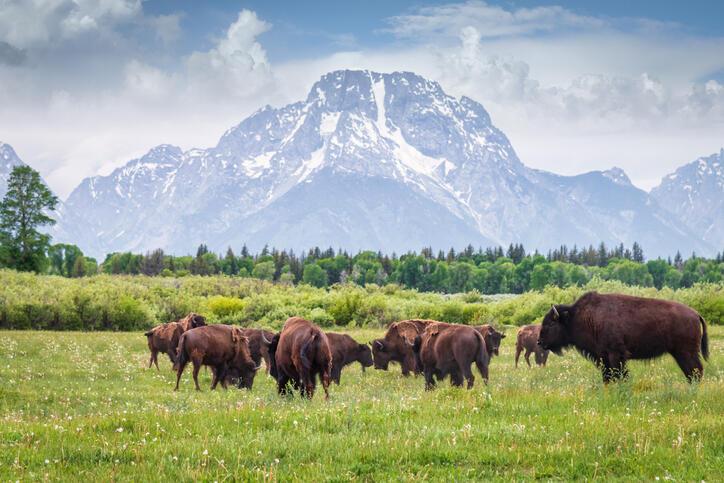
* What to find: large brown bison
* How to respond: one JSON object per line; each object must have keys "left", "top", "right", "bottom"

{"left": 326, "top": 332, "right": 373, "bottom": 384}
{"left": 173, "top": 324, "right": 260, "bottom": 391}
{"left": 271, "top": 317, "right": 333, "bottom": 399}
{"left": 412, "top": 322, "right": 490, "bottom": 390}
{"left": 371, "top": 319, "right": 435, "bottom": 375}
{"left": 538, "top": 292, "right": 709, "bottom": 383}
{"left": 515, "top": 324, "right": 549, "bottom": 367}
{"left": 144, "top": 313, "right": 206, "bottom": 369}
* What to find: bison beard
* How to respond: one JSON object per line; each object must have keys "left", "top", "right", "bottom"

{"left": 538, "top": 292, "right": 709, "bottom": 383}
{"left": 413, "top": 323, "right": 490, "bottom": 390}
{"left": 273, "top": 317, "right": 333, "bottom": 399}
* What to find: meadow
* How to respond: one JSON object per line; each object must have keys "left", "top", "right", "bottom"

{"left": 1, "top": 327, "right": 722, "bottom": 481}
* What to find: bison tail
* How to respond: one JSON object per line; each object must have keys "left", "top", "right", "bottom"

{"left": 700, "top": 315, "right": 709, "bottom": 361}
{"left": 174, "top": 333, "right": 188, "bottom": 371}
{"left": 300, "top": 335, "right": 317, "bottom": 371}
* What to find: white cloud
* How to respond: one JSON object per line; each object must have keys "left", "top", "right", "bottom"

{"left": 0, "top": 0, "right": 141, "bottom": 47}
{"left": 0, "top": 1, "right": 722, "bottom": 199}
{"left": 386, "top": 0, "right": 605, "bottom": 40}
{"left": 185, "top": 10, "right": 273, "bottom": 100}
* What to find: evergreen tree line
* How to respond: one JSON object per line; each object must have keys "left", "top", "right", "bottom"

{"left": 94, "top": 242, "right": 724, "bottom": 294}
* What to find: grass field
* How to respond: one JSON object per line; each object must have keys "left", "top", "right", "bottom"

{"left": 1, "top": 327, "right": 722, "bottom": 481}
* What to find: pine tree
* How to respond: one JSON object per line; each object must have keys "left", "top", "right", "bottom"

{"left": 0, "top": 166, "right": 58, "bottom": 272}
{"left": 632, "top": 242, "right": 644, "bottom": 263}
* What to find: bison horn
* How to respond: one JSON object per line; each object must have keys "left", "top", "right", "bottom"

{"left": 254, "top": 363, "right": 263, "bottom": 371}
{"left": 374, "top": 340, "right": 384, "bottom": 350}
{"left": 551, "top": 305, "right": 559, "bottom": 319}
{"left": 261, "top": 333, "right": 272, "bottom": 345}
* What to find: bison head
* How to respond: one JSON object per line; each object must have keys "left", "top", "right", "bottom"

{"left": 538, "top": 305, "right": 571, "bottom": 355}
{"left": 190, "top": 314, "right": 206, "bottom": 329}
{"left": 370, "top": 339, "right": 391, "bottom": 370}
{"left": 486, "top": 327, "right": 505, "bottom": 357}
{"left": 230, "top": 329, "right": 261, "bottom": 389}
{"left": 357, "top": 344, "right": 373, "bottom": 370}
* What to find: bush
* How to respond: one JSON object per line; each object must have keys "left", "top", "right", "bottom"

{"left": 0, "top": 269, "right": 720, "bottom": 331}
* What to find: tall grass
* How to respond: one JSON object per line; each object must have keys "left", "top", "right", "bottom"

{"left": 0, "top": 328, "right": 721, "bottom": 480}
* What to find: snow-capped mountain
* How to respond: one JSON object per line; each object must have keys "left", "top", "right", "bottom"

{"left": 0, "top": 142, "right": 26, "bottom": 199}
{"left": 651, "top": 149, "right": 724, "bottom": 247}
{"left": 46, "top": 70, "right": 714, "bottom": 257}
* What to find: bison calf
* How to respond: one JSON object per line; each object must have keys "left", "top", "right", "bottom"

{"left": 144, "top": 313, "right": 206, "bottom": 370}
{"left": 515, "top": 325, "right": 549, "bottom": 367}
{"left": 326, "top": 332, "right": 373, "bottom": 384}
{"left": 174, "top": 324, "right": 260, "bottom": 391}
{"left": 538, "top": 292, "right": 709, "bottom": 383}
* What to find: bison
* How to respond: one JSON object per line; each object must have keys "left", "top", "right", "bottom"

{"left": 515, "top": 324, "right": 549, "bottom": 367}
{"left": 326, "top": 332, "right": 373, "bottom": 384}
{"left": 412, "top": 322, "right": 490, "bottom": 390}
{"left": 173, "top": 324, "right": 260, "bottom": 391}
{"left": 144, "top": 313, "right": 206, "bottom": 370}
{"left": 240, "top": 328, "right": 275, "bottom": 373}
{"left": 538, "top": 292, "right": 709, "bottom": 383}
{"left": 371, "top": 319, "right": 435, "bottom": 375}
{"left": 475, "top": 324, "right": 506, "bottom": 358}
{"left": 271, "top": 317, "right": 333, "bottom": 399}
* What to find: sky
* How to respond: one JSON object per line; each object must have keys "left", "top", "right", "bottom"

{"left": 1, "top": 0, "right": 723, "bottom": 199}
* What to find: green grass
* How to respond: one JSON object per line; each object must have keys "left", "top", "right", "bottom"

{"left": 1, "top": 327, "right": 722, "bottom": 481}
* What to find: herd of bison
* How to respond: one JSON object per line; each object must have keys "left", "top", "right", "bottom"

{"left": 145, "top": 292, "right": 710, "bottom": 399}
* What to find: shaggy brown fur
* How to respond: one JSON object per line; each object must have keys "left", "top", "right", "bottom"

{"left": 538, "top": 292, "right": 709, "bottom": 383}
{"left": 370, "top": 319, "right": 436, "bottom": 375}
{"left": 515, "top": 325, "right": 549, "bottom": 367}
{"left": 144, "top": 313, "right": 206, "bottom": 370}
{"left": 272, "top": 317, "right": 333, "bottom": 399}
{"left": 413, "top": 322, "right": 490, "bottom": 390}
{"left": 174, "top": 324, "right": 259, "bottom": 391}
{"left": 326, "top": 332, "right": 373, "bottom": 384}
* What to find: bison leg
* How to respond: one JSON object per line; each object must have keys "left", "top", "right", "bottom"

{"left": 149, "top": 350, "right": 160, "bottom": 371}
{"left": 174, "top": 360, "right": 187, "bottom": 391}
{"left": 673, "top": 352, "right": 704, "bottom": 383}
{"left": 514, "top": 345, "right": 522, "bottom": 368}
{"left": 192, "top": 360, "right": 202, "bottom": 391}
{"left": 602, "top": 354, "right": 627, "bottom": 383}
{"left": 210, "top": 366, "right": 222, "bottom": 390}
{"left": 524, "top": 349, "right": 532, "bottom": 368}
{"left": 423, "top": 368, "right": 436, "bottom": 391}
{"left": 460, "top": 364, "right": 475, "bottom": 390}
{"left": 277, "top": 373, "right": 291, "bottom": 396}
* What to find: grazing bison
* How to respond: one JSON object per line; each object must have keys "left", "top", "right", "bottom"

{"left": 174, "top": 324, "right": 260, "bottom": 391}
{"left": 538, "top": 292, "right": 709, "bottom": 383}
{"left": 412, "top": 322, "right": 489, "bottom": 390}
{"left": 371, "top": 319, "right": 435, "bottom": 375}
{"left": 515, "top": 325, "right": 549, "bottom": 367}
{"left": 326, "top": 332, "right": 373, "bottom": 384}
{"left": 144, "top": 313, "right": 206, "bottom": 370}
{"left": 272, "top": 317, "right": 333, "bottom": 399}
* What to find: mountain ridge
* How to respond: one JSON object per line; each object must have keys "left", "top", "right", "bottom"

{"left": 1, "top": 70, "right": 719, "bottom": 258}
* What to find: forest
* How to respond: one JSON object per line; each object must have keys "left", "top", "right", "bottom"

{"left": 59, "top": 241, "right": 724, "bottom": 294}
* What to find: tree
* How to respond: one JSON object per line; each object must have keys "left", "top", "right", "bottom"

{"left": 71, "top": 255, "right": 87, "bottom": 277}
{"left": 0, "top": 166, "right": 58, "bottom": 272}
{"left": 302, "top": 263, "right": 328, "bottom": 287}
{"left": 140, "top": 249, "right": 165, "bottom": 276}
